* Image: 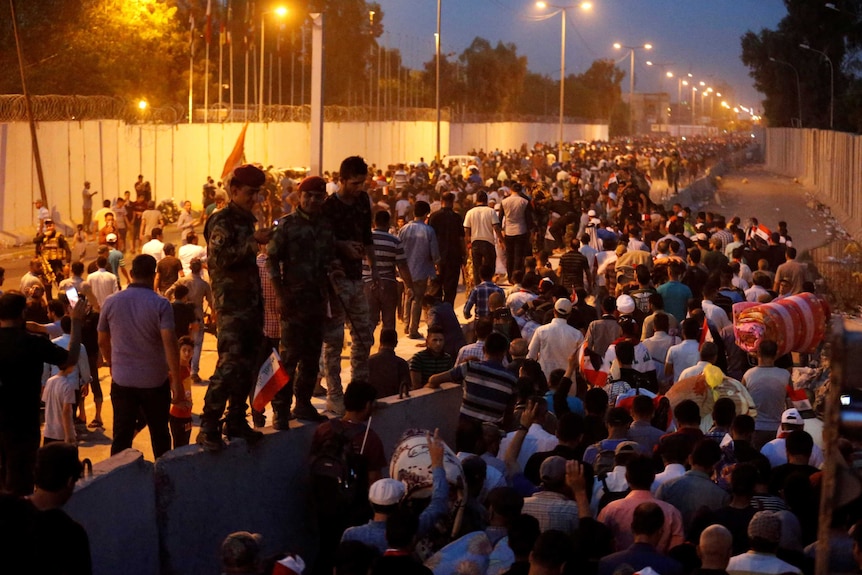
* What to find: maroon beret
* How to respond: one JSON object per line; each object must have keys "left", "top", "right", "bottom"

{"left": 231, "top": 164, "right": 266, "bottom": 188}
{"left": 297, "top": 176, "right": 327, "bottom": 194}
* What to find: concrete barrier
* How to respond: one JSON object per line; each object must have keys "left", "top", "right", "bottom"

{"left": 64, "top": 450, "right": 159, "bottom": 575}
{"left": 64, "top": 382, "right": 464, "bottom": 575}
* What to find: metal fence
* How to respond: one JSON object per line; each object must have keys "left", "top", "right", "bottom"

{"left": 765, "top": 128, "right": 862, "bottom": 242}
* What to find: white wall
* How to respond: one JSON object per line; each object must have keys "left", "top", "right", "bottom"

{"left": 0, "top": 119, "right": 606, "bottom": 236}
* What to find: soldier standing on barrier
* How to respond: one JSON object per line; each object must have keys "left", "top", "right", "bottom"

{"left": 196, "top": 164, "right": 269, "bottom": 451}
{"left": 320, "top": 156, "right": 376, "bottom": 416}
{"left": 267, "top": 176, "right": 337, "bottom": 425}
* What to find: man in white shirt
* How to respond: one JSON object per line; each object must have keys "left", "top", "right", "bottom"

{"left": 178, "top": 232, "right": 208, "bottom": 275}
{"left": 141, "top": 228, "right": 166, "bottom": 262}
{"left": 500, "top": 186, "right": 530, "bottom": 281}
{"left": 678, "top": 342, "right": 719, "bottom": 380}
{"left": 665, "top": 318, "right": 703, "bottom": 384}
{"left": 499, "top": 398, "right": 559, "bottom": 472}
{"left": 527, "top": 298, "right": 584, "bottom": 378}
{"left": 463, "top": 190, "right": 503, "bottom": 286}
{"left": 87, "top": 255, "right": 119, "bottom": 310}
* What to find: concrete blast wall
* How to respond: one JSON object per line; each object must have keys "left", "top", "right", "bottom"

{"left": 63, "top": 384, "right": 463, "bottom": 575}
{"left": 0, "top": 119, "right": 606, "bottom": 241}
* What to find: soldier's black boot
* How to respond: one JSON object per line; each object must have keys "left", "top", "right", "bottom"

{"left": 224, "top": 417, "right": 264, "bottom": 443}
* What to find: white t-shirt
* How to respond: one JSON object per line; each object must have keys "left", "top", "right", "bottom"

{"left": 178, "top": 243, "right": 207, "bottom": 275}
{"left": 42, "top": 374, "right": 77, "bottom": 441}
{"left": 463, "top": 205, "right": 500, "bottom": 244}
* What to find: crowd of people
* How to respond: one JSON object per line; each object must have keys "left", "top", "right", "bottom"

{"left": 0, "top": 134, "right": 852, "bottom": 575}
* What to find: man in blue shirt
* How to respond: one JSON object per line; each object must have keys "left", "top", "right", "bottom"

{"left": 464, "top": 264, "right": 505, "bottom": 320}
{"left": 398, "top": 201, "right": 440, "bottom": 339}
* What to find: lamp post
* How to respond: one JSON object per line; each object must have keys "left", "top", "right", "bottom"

{"left": 676, "top": 73, "right": 691, "bottom": 129}
{"left": 537, "top": 1, "right": 592, "bottom": 159}
{"left": 435, "top": 0, "right": 441, "bottom": 162}
{"left": 259, "top": 6, "right": 288, "bottom": 123}
{"left": 614, "top": 41, "right": 652, "bottom": 136}
{"left": 769, "top": 57, "right": 802, "bottom": 127}
{"left": 646, "top": 60, "right": 674, "bottom": 125}
{"left": 799, "top": 43, "right": 833, "bottom": 129}
{"left": 691, "top": 86, "right": 697, "bottom": 125}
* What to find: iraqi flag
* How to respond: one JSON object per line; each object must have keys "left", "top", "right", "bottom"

{"left": 252, "top": 349, "right": 290, "bottom": 412}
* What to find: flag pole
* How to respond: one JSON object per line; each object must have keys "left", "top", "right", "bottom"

{"left": 188, "top": 12, "right": 195, "bottom": 124}
{"left": 204, "top": 0, "right": 212, "bottom": 123}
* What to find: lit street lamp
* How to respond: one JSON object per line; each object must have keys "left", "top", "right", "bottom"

{"left": 646, "top": 60, "right": 674, "bottom": 125}
{"left": 259, "top": 6, "right": 288, "bottom": 122}
{"left": 799, "top": 43, "right": 833, "bottom": 129}
{"left": 675, "top": 72, "right": 692, "bottom": 128}
{"left": 537, "top": 1, "right": 592, "bottom": 157}
{"left": 614, "top": 41, "right": 652, "bottom": 135}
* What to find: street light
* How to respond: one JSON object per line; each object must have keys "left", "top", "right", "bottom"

{"left": 646, "top": 60, "right": 674, "bottom": 126}
{"left": 259, "top": 6, "right": 288, "bottom": 122}
{"left": 769, "top": 57, "right": 802, "bottom": 127}
{"left": 537, "top": 1, "right": 592, "bottom": 157}
{"left": 614, "top": 41, "right": 652, "bottom": 135}
{"left": 799, "top": 43, "right": 834, "bottom": 129}
{"left": 691, "top": 85, "right": 697, "bottom": 125}
{"left": 138, "top": 99, "right": 148, "bottom": 111}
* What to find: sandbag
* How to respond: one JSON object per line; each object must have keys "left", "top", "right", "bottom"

{"left": 733, "top": 293, "right": 830, "bottom": 356}
{"left": 390, "top": 428, "right": 465, "bottom": 500}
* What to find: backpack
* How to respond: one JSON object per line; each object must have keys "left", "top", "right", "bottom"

{"left": 309, "top": 419, "right": 370, "bottom": 525}
{"left": 597, "top": 475, "right": 631, "bottom": 513}
{"left": 591, "top": 440, "right": 619, "bottom": 477}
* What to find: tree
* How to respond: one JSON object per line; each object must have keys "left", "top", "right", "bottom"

{"left": 421, "top": 53, "right": 466, "bottom": 112}
{"left": 569, "top": 59, "right": 624, "bottom": 121}
{"left": 458, "top": 37, "right": 527, "bottom": 115}
{"left": 740, "top": 0, "right": 862, "bottom": 131}
{"left": 1, "top": 0, "right": 187, "bottom": 105}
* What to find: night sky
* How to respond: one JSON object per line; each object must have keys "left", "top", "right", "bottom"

{"left": 374, "top": 0, "right": 788, "bottom": 112}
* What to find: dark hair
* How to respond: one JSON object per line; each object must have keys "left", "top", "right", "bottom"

{"left": 732, "top": 414, "right": 756, "bottom": 436}
{"left": 556, "top": 413, "right": 584, "bottom": 443}
{"left": 632, "top": 394, "right": 655, "bottom": 418}
{"left": 173, "top": 284, "right": 189, "bottom": 300}
{"left": 530, "top": 530, "right": 571, "bottom": 570}
{"left": 163, "top": 243, "right": 176, "bottom": 256}
{"left": 601, "top": 296, "right": 617, "bottom": 313}
{"left": 374, "top": 209, "right": 391, "bottom": 228}
{"left": 379, "top": 328, "right": 398, "bottom": 347}
{"left": 507, "top": 514, "right": 541, "bottom": 557}
{"left": 632, "top": 502, "right": 665, "bottom": 536}
{"left": 690, "top": 439, "right": 722, "bottom": 468}
{"left": 47, "top": 299, "right": 65, "bottom": 319}
{"left": 479, "top": 264, "right": 495, "bottom": 281}
{"left": 616, "top": 341, "right": 636, "bottom": 366}
{"left": 485, "top": 332, "right": 508, "bottom": 356}
{"left": 475, "top": 317, "right": 494, "bottom": 340}
{"left": 758, "top": 339, "right": 778, "bottom": 358}
{"left": 519, "top": 359, "right": 547, "bottom": 391}
{"left": 71, "top": 261, "right": 84, "bottom": 275}
{"left": 131, "top": 254, "right": 158, "bottom": 279}
{"left": 487, "top": 487, "right": 524, "bottom": 525}
{"left": 585, "top": 387, "right": 609, "bottom": 415}
{"left": 659, "top": 434, "right": 691, "bottom": 465}
{"left": 426, "top": 324, "right": 445, "bottom": 336}
{"left": 785, "top": 429, "right": 814, "bottom": 457}
{"left": 682, "top": 317, "right": 701, "bottom": 340}
{"left": 476, "top": 190, "right": 488, "bottom": 204}
{"left": 96, "top": 255, "right": 109, "bottom": 269}
{"left": 730, "top": 462, "right": 758, "bottom": 497}
{"left": 343, "top": 381, "right": 377, "bottom": 412}
{"left": 0, "top": 291, "right": 27, "bottom": 320}
{"left": 334, "top": 541, "right": 377, "bottom": 575}
{"left": 700, "top": 341, "right": 718, "bottom": 362}
{"left": 414, "top": 201, "right": 431, "bottom": 217}
{"left": 178, "top": 335, "right": 194, "bottom": 349}
{"left": 625, "top": 455, "right": 657, "bottom": 490}
{"left": 712, "top": 397, "right": 736, "bottom": 427}
{"left": 339, "top": 156, "right": 369, "bottom": 180}
{"left": 385, "top": 507, "right": 418, "bottom": 549}
{"left": 33, "top": 443, "right": 83, "bottom": 492}
{"left": 674, "top": 399, "right": 701, "bottom": 426}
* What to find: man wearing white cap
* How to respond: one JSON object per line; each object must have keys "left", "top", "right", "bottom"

{"left": 527, "top": 298, "right": 584, "bottom": 377}
{"left": 759, "top": 408, "right": 824, "bottom": 469}
{"left": 341, "top": 478, "right": 405, "bottom": 554}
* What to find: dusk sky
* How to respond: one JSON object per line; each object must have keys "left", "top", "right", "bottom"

{"left": 374, "top": 0, "right": 789, "bottom": 111}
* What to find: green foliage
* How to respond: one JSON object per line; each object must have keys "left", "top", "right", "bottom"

{"left": 740, "top": 0, "right": 862, "bottom": 131}
{"left": 458, "top": 37, "right": 528, "bottom": 115}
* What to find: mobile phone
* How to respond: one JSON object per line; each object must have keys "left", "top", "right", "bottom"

{"left": 66, "top": 286, "right": 79, "bottom": 306}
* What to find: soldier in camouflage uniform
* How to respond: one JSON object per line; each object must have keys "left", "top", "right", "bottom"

{"left": 196, "top": 164, "right": 269, "bottom": 450}
{"left": 321, "top": 156, "right": 376, "bottom": 415}
{"left": 267, "top": 176, "right": 336, "bottom": 425}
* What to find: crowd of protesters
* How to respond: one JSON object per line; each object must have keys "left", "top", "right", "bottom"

{"left": 2, "top": 134, "right": 854, "bottom": 575}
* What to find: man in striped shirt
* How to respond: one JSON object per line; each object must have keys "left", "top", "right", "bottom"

{"left": 427, "top": 332, "right": 517, "bottom": 426}
{"left": 363, "top": 210, "right": 413, "bottom": 332}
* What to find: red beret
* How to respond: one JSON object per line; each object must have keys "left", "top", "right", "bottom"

{"left": 297, "top": 176, "right": 327, "bottom": 194}
{"left": 231, "top": 164, "right": 266, "bottom": 188}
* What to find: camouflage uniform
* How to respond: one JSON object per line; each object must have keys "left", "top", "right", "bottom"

{"left": 321, "top": 191, "right": 374, "bottom": 399}
{"left": 267, "top": 207, "right": 336, "bottom": 420}
{"left": 201, "top": 202, "right": 264, "bottom": 432}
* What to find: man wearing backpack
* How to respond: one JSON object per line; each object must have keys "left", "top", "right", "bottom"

{"left": 590, "top": 441, "right": 638, "bottom": 516}
{"left": 309, "top": 381, "right": 387, "bottom": 575}
{"left": 597, "top": 455, "right": 684, "bottom": 554}
{"left": 582, "top": 407, "right": 633, "bottom": 473}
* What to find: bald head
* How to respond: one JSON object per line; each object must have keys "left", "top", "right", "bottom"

{"left": 698, "top": 524, "right": 733, "bottom": 569}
